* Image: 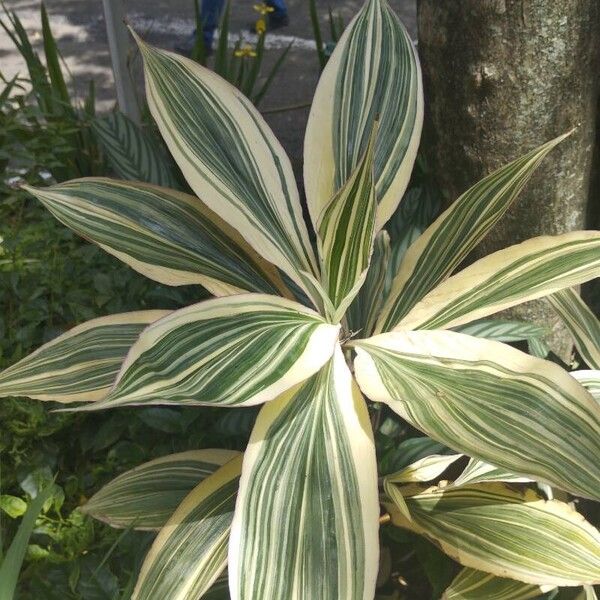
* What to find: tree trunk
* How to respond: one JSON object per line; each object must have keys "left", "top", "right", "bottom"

{"left": 417, "top": 0, "right": 600, "bottom": 360}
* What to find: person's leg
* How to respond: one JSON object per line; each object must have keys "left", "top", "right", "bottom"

{"left": 201, "top": 0, "right": 225, "bottom": 49}
{"left": 265, "top": 0, "right": 288, "bottom": 27}
{"left": 266, "top": 0, "right": 287, "bottom": 17}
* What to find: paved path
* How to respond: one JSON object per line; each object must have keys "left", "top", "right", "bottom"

{"left": 1, "top": 0, "right": 416, "bottom": 172}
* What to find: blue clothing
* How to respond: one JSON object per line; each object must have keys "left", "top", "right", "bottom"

{"left": 200, "top": 0, "right": 288, "bottom": 48}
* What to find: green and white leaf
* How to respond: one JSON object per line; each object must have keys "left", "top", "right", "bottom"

{"left": 135, "top": 35, "right": 319, "bottom": 299}
{"left": 353, "top": 330, "right": 600, "bottom": 499}
{"left": 387, "top": 483, "right": 600, "bottom": 586}
{"left": 304, "top": 0, "right": 423, "bottom": 231}
{"left": 346, "top": 230, "right": 391, "bottom": 338}
{"left": 548, "top": 288, "right": 600, "bottom": 369}
{"left": 395, "top": 231, "right": 600, "bottom": 331}
{"left": 442, "top": 567, "right": 554, "bottom": 600}
{"left": 377, "top": 135, "right": 569, "bottom": 332}
{"left": 92, "top": 111, "right": 180, "bottom": 188}
{"left": 229, "top": 347, "right": 379, "bottom": 600}
{"left": 133, "top": 454, "right": 242, "bottom": 600}
{"left": 317, "top": 126, "right": 377, "bottom": 318}
{"left": 385, "top": 453, "right": 462, "bottom": 484}
{"left": 24, "top": 178, "right": 288, "bottom": 297}
{"left": 83, "top": 449, "right": 240, "bottom": 529}
{"left": 0, "top": 311, "right": 167, "bottom": 402}
{"left": 77, "top": 295, "right": 340, "bottom": 411}
{"left": 451, "top": 458, "right": 532, "bottom": 488}
{"left": 453, "top": 319, "right": 546, "bottom": 343}
{"left": 572, "top": 370, "right": 600, "bottom": 402}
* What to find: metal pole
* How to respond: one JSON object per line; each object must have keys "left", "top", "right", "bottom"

{"left": 102, "top": 0, "right": 141, "bottom": 123}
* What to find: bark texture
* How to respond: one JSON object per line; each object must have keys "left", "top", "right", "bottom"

{"left": 417, "top": 0, "right": 600, "bottom": 359}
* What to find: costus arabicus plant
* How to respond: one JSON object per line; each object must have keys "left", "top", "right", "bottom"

{"left": 1, "top": 0, "right": 599, "bottom": 598}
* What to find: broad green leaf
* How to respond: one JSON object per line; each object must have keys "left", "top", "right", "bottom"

{"left": 0, "top": 311, "right": 167, "bottom": 403}
{"left": 548, "top": 288, "right": 600, "bottom": 369}
{"left": 379, "top": 436, "right": 453, "bottom": 476}
{"left": 353, "top": 330, "right": 600, "bottom": 499}
{"left": 442, "top": 567, "right": 554, "bottom": 600}
{"left": 229, "top": 347, "right": 379, "bottom": 600}
{"left": 387, "top": 483, "right": 600, "bottom": 586}
{"left": 304, "top": 0, "right": 422, "bottom": 231}
{"left": 75, "top": 295, "right": 340, "bottom": 411}
{"left": 134, "top": 35, "right": 320, "bottom": 300}
{"left": 377, "top": 135, "right": 569, "bottom": 332}
{"left": 451, "top": 458, "right": 531, "bottom": 488}
{"left": 346, "top": 230, "right": 391, "bottom": 337}
{"left": 0, "top": 484, "right": 53, "bottom": 600}
{"left": 83, "top": 449, "right": 240, "bottom": 530}
{"left": 24, "top": 179, "right": 289, "bottom": 297}
{"left": 92, "top": 112, "right": 180, "bottom": 188}
{"left": 572, "top": 370, "right": 600, "bottom": 402}
{"left": 132, "top": 455, "right": 242, "bottom": 600}
{"left": 453, "top": 319, "right": 546, "bottom": 343}
{"left": 395, "top": 231, "right": 600, "bottom": 331}
{"left": 317, "top": 126, "right": 377, "bottom": 318}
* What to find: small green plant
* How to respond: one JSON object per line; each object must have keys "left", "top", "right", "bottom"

{"left": 1, "top": 0, "right": 599, "bottom": 598}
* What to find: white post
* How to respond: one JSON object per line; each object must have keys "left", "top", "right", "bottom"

{"left": 102, "top": 0, "right": 141, "bottom": 123}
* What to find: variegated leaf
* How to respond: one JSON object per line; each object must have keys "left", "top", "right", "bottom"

{"left": 229, "top": 347, "right": 379, "bottom": 600}
{"left": 548, "top": 288, "right": 600, "bottom": 369}
{"left": 92, "top": 111, "right": 180, "bottom": 188}
{"left": 451, "top": 458, "right": 532, "bottom": 488}
{"left": 385, "top": 453, "right": 462, "bottom": 484}
{"left": 24, "top": 179, "right": 289, "bottom": 297}
{"left": 387, "top": 483, "right": 600, "bottom": 586}
{"left": 377, "top": 135, "right": 569, "bottom": 332}
{"left": 442, "top": 567, "right": 554, "bottom": 600}
{"left": 453, "top": 319, "right": 546, "bottom": 343}
{"left": 133, "top": 455, "right": 242, "bottom": 600}
{"left": 346, "top": 230, "right": 391, "bottom": 338}
{"left": 395, "top": 231, "right": 600, "bottom": 331}
{"left": 74, "top": 295, "right": 340, "bottom": 411}
{"left": 83, "top": 449, "right": 240, "bottom": 529}
{"left": 134, "top": 35, "right": 319, "bottom": 300}
{"left": 317, "top": 126, "right": 377, "bottom": 318}
{"left": 353, "top": 330, "right": 600, "bottom": 499}
{"left": 0, "top": 311, "right": 167, "bottom": 402}
{"left": 304, "top": 0, "right": 423, "bottom": 231}
{"left": 572, "top": 370, "right": 600, "bottom": 402}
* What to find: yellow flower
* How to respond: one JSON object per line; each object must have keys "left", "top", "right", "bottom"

{"left": 255, "top": 18, "right": 267, "bottom": 34}
{"left": 253, "top": 3, "right": 274, "bottom": 15}
{"left": 234, "top": 45, "right": 258, "bottom": 58}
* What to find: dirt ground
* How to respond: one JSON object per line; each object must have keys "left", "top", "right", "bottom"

{"left": 1, "top": 0, "right": 417, "bottom": 172}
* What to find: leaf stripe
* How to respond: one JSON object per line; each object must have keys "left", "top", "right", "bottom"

{"left": 354, "top": 330, "right": 600, "bottom": 499}
{"left": 73, "top": 295, "right": 340, "bottom": 411}
{"left": 390, "top": 484, "right": 600, "bottom": 586}
{"left": 396, "top": 231, "right": 600, "bottom": 331}
{"left": 0, "top": 311, "right": 167, "bottom": 402}
{"left": 304, "top": 0, "right": 422, "bottom": 231}
{"left": 25, "top": 179, "right": 288, "bottom": 297}
{"left": 133, "top": 455, "right": 242, "bottom": 600}
{"left": 548, "top": 288, "right": 600, "bottom": 369}
{"left": 136, "top": 37, "right": 319, "bottom": 298}
{"left": 92, "top": 112, "right": 179, "bottom": 188}
{"left": 377, "top": 135, "right": 569, "bottom": 331}
{"left": 83, "top": 449, "right": 239, "bottom": 530}
{"left": 229, "top": 348, "right": 379, "bottom": 600}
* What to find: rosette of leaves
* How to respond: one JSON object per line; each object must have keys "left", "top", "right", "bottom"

{"left": 1, "top": 0, "right": 599, "bottom": 598}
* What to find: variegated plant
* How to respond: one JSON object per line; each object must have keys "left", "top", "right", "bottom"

{"left": 1, "top": 0, "right": 600, "bottom": 597}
